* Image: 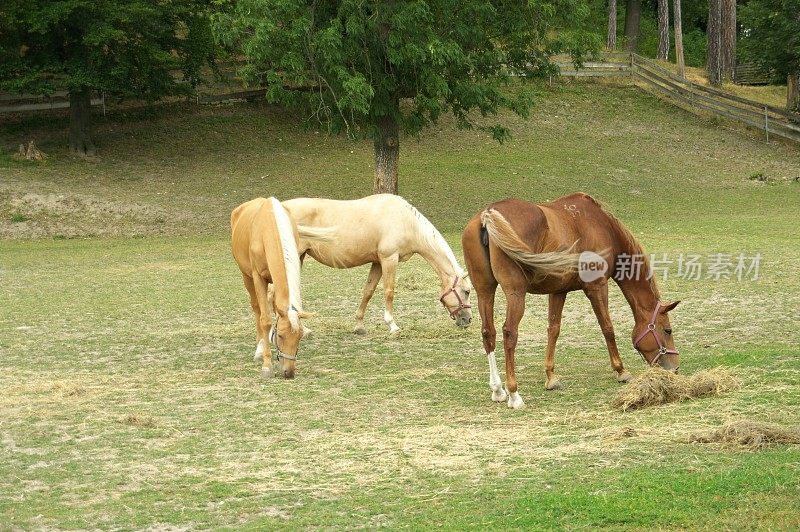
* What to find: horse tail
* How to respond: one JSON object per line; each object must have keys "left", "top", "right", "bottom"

{"left": 297, "top": 225, "right": 336, "bottom": 242}
{"left": 480, "top": 208, "right": 579, "bottom": 279}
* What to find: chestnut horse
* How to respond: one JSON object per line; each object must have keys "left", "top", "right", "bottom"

{"left": 283, "top": 194, "right": 472, "bottom": 334}
{"left": 231, "top": 197, "right": 333, "bottom": 379}
{"left": 462, "top": 193, "right": 680, "bottom": 409}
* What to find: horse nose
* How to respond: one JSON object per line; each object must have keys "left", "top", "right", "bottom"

{"left": 283, "top": 369, "right": 295, "bottom": 379}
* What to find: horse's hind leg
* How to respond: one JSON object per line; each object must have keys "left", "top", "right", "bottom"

{"left": 242, "top": 273, "right": 268, "bottom": 364}
{"left": 379, "top": 254, "right": 401, "bottom": 334}
{"left": 501, "top": 286, "right": 527, "bottom": 409}
{"left": 584, "top": 281, "right": 632, "bottom": 383}
{"left": 544, "top": 292, "right": 567, "bottom": 390}
{"left": 354, "top": 262, "right": 382, "bottom": 335}
{"left": 477, "top": 285, "right": 506, "bottom": 402}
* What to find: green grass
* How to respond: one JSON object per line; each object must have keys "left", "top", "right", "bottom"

{"left": 1, "top": 81, "right": 799, "bottom": 529}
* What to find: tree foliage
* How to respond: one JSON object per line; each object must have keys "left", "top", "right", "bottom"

{"left": 215, "top": 0, "right": 599, "bottom": 192}
{"left": 739, "top": 0, "right": 800, "bottom": 81}
{"left": 0, "top": 0, "right": 217, "bottom": 153}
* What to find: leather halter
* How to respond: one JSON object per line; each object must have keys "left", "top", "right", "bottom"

{"left": 270, "top": 326, "right": 297, "bottom": 362}
{"left": 633, "top": 301, "right": 678, "bottom": 366}
{"left": 439, "top": 275, "right": 471, "bottom": 318}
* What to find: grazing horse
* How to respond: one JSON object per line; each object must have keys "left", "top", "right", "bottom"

{"left": 462, "top": 193, "right": 680, "bottom": 409}
{"left": 231, "top": 197, "right": 332, "bottom": 379}
{"left": 282, "top": 194, "right": 472, "bottom": 334}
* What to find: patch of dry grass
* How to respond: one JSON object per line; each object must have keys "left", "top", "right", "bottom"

{"left": 690, "top": 420, "right": 800, "bottom": 451}
{"left": 612, "top": 367, "right": 741, "bottom": 411}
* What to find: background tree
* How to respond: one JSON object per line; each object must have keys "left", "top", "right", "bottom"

{"left": 0, "top": 0, "right": 217, "bottom": 156}
{"left": 624, "top": 0, "right": 642, "bottom": 52}
{"left": 740, "top": 0, "right": 800, "bottom": 112}
{"left": 673, "top": 0, "right": 686, "bottom": 77}
{"left": 215, "top": 1, "right": 598, "bottom": 194}
{"left": 721, "top": 0, "right": 736, "bottom": 81}
{"left": 707, "top": 0, "right": 722, "bottom": 86}
{"left": 607, "top": 0, "right": 617, "bottom": 50}
{"left": 657, "top": 0, "right": 670, "bottom": 60}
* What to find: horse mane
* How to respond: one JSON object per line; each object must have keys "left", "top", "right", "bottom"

{"left": 402, "top": 200, "right": 465, "bottom": 275}
{"left": 269, "top": 197, "right": 303, "bottom": 331}
{"left": 586, "top": 196, "right": 661, "bottom": 299}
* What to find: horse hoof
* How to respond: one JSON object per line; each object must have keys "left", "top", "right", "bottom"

{"left": 545, "top": 377, "right": 562, "bottom": 391}
{"left": 353, "top": 326, "right": 367, "bottom": 336}
{"left": 261, "top": 367, "right": 274, "bottom": 379}
{"left": 617, "top": 371, "right": 633, "bottom": 383}
{"left": 507, "top": 392, "right": 525, "bottom": 409}
{"left": 491, "top": 388, "right": 508, "bottom": 402}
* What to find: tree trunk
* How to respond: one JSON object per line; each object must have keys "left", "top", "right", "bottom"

{"left": 789, "top": 72, "right": 800, "bottom": 114}
{"left": 607, "top": 0, "right": 617, "bottom": 51}
{"left": 373, "top": 112, "right": 399, "bottom": 194}
{"left": 721, "top": 0, "right": 736, "bottom": 81}
{"left": 657, "top": 0, "right": 670, "bottom": 60}
{"left": 69, "top": 88, "right": 96, "bottom": 156}
{"left": 624, "top": 0, "right": 642, "bottom": 53}
{"left": 707, "top": 0, "right": 722, "bottom": 87}
{"left": 673, "top": 0, "right": 685, "bottom": 77}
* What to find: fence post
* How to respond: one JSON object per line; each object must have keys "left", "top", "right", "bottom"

{"left": 689, "top": 81, "right": 694, "bottom": 107}
{"left": 764, "top": 106, "right": 769, "bottom": 142}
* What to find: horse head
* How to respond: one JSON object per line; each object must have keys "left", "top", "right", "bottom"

{"left": 632, "top": 300, "right": 680, "bottom": 372}
{"left": 440, "top": 274, "right": 473, "bottom": 328}
{"left": 270, "top": 307, "right": 313, "bottom": 379}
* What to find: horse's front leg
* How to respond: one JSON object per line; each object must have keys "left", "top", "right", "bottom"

{"left": 502, "top": 287, "right": 527, "bottom": 409}
{"left": 478, "top": 286, "right": 506, "bottom": 402}
{"left": 379, "top": 254, "right": 401, "bottom": 333}
{"left": 354, "top": 262, "right": 382, "bottom": 335}
{"left": 584, "top": 281, "right": 632, "bottom": 383}
{"left": 252, "top": 273, "right": 275, "bottom": 378}
{"left": 242, "top": 274, "right": 268, "bottom": 364}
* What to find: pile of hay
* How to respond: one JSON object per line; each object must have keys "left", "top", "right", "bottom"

{"left": 690, "top": 420, "right": 800, "bottom": 451}
{"left": 612, "top": 367, "right": 740, "bottom": 411}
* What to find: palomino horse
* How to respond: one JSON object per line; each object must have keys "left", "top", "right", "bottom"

{"left": 231, "top": 197, "right": 332, "bottom": 379}
{"left": 282, "top": 194, "right": 472, "bottom": 334}
{"left": 462, "top": 193, "right": 680, "bottom": 409}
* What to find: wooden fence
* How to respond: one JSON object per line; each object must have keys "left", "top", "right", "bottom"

{"left": 0, "top": 91, "right": 105, "bottom": 114}
{"left": 556, "top": 53, "right": 800, "bottom": 144}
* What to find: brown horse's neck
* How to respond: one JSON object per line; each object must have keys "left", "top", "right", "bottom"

{"left": 616, "top": 276, "right": 660, "bottom": 327}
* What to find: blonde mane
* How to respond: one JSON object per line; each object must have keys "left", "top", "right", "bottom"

{"left": 269, "top": 197, "right": 303, "bottom": 331}
{"left": 403, "top": 201, "right": 465, "bottom": 276}
{"left": 591, "top": 198, "right": 661, "bottom": 299}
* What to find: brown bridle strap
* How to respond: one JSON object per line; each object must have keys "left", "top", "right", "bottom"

{"left": 633, "top": 301, "right": 678, "bottom": 366}
{"left": 439, "top": 275, "right": 471, "bottom": 318}
{"left": 270, "top": 325, "right": 297, "bottom": 361}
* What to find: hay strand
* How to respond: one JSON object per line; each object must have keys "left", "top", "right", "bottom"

{"left": 612, "top": 367, "right": 740, "bottom": 411}
{"left": 690, "top": 420, "right": 800, "bottom": 450}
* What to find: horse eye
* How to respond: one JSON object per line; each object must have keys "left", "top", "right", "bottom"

{"left": 664, "top": 328, "right": 672, "bottom": 335}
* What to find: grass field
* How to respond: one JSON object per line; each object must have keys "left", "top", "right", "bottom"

{"left": 2, "top": 81, "right": 800, "bottom": 529}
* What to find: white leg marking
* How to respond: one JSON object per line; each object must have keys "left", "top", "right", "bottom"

{"left": 302, "top": 325, "right": 313, "bottom": 339}
{"left": 507, "top": 391, "right": 525, "bottom": 409}
{"left": 254, "top": 339, "right": 266, "bottom": 363}
{"left": 384, "top": 310, "right": 400, "bottom": 334}
{"left": 488, "top": 351, "right": 507, "bottom": 402}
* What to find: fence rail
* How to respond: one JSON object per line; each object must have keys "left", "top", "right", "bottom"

{"left": 556, "top": 52, "right": 800, "bottom": 144}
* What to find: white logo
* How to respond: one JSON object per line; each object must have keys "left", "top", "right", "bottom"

{"left": 579, "top": 251, "right": 608, "bottom": 283}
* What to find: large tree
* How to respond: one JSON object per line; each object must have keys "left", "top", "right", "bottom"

{"left": 673, "top": 0, "right": 685, "bottom": 77}
{"left": 721, "top": 0, "right": 736, "bottom": 81}
{"left": 657, "top": 0, "right": 670, "bottom": 60}
{"left": 740, "top": 0, "right": 800, "bottom": 112}
{"left": 0, "top": 0, "right": 216, "bottom": 156}
{"left": 707, "top": 0, "right": 723, "bottom": 86}
{"left": 607, "top": 0, "right": 617, "bottom": 50}
{"left": 215, "top": 0, "right": 598, "bottom": 194}
{"left": 623, "top": 0, "right": 642, "bottom": 52}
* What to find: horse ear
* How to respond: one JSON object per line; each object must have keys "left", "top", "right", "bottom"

{"left": 661, "top": 300, "right": 680, "bottom": 313}
{"left": 297, "top": 310, "right": 315, "bottom": 319}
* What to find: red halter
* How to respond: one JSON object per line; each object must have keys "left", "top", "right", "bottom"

{"left": 439, "top": 276, "right": 471, "bottom": 318}
{"left": 633, "top": 301, "right": 678, "bottom": 366}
